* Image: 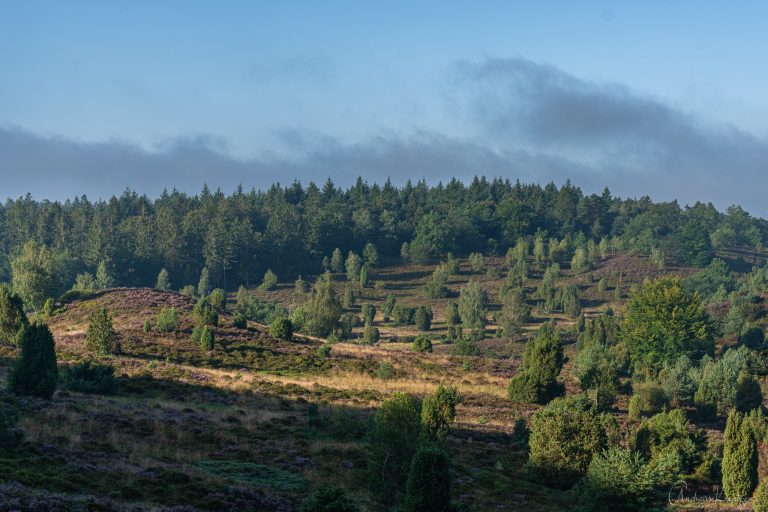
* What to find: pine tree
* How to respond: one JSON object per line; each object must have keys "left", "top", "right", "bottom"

{"left": 8, "top": 324, "right": 58, "bottom": 399}
{"left": 155, "top": 268, "right": 171, "bottom": 291}
{"left": 95, "top": 260, "right": 114, "bottom": 289}
{"left": 199, "top": 325, "right": 214, "bottom": 350}
{"left": 197, "top": 267, "right": 211, "bottom": 297}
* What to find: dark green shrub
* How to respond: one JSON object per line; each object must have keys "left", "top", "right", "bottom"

{"left": 392, "top": 304, "right": 415, "bottom": 326}
{"left": 232, "top": 312, "right": 247, "bottom": 329}
{"left": 85, "top": 307, "right": 117, "bottom": 355}
{"left": 362, "top": 325, "right": 380, "bottom": 345}
{"left": 208, "top": 288, "right": 227, "bottom": 315}
{"left": 359, "top": 265, "right": 369, "bottom": 288}
{"left": 367, "top": 392, "right": 423, "bottom": 508}
{"left": 156, "top": 307, "right": 178, "bottom": 332}
{"left": 0, "top": 403, "right": 23, "bottom": 455}
{"left": 414, "top": 306, "right": 432, "bottom": 331}
{"left": 735, "top": 372, "right": 763, "bottom": 412}
{"left": 631, "top": 409, "right": 704, "bottom": 478}
{"left": 376, "top": 361, "right": 395, "bottom": 379}
{"left": 424, "top": 265, "right": 449, "bottom": 300}
{"left": 628, "top": 382, "right": 668, "bottom": 420}
{"left": 199, "top": 325, "right": 214, "bottom": 351}
{"left": 412, "top": 335, "right": 432, "bottom": 353}
{"left": 421, "top": 385, "right": 460, "bottom": 442}
{"left": 361, "top": 304, "right": 376, "bottom": 325}
{"left": 403, "top": 446, "right": 451, "bottom": 512}
{"left": 754, "top": 480, "right": 768, "bottom": 512}
{"left": 317, "top": 343, "right": 332, "bottom": 360}
{"left": 193, "top": 298, "right": 218, "bottom": 327}
{"left": 301, "top": 486, "right": 360, "bottom": 512}
{"left": 8, "top": 324, "right": 58, "bottom": 399}
{"left": 450, "top": 338, "right": 478, "bottom": 356}
{"left": 143, "top": 320, "right": 151, "bottom": 333}
{"left": 508, "top": 323, "right": 564, "bottom": 404}
{"left": 382, "top": 293, "right": 396, "bottom": 321}
{"left": 269, "top": 317, "right": 293, "bottom": 341}
{"left": 0, "top": 284, "right": 28, "bottom": 346}
{"left": 260, "top": 269, "right": 278, "bottom": 291}
{"left": 722, "top": 410, "right": 760, "bottom": 501}
{"left": 191, "top": 325, "right": 202, "bottom": 343}
{"left": 578, "top": 447, "right": 659, "bottom": 511}
{"left": 741, "top": 326, "right": 766, "bottom": 350}
{"left": 60, "top": 361, "right": 116, "bottom": 394}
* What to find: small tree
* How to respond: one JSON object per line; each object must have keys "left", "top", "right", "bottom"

{"left": 722, "top": 410, "right": 761, "bottom": 502}
{"left": 155, "top": 268, "right": 171, "bottom": 291}
{"left": 628, "top": 382, "right": 668, "bottom": 420}
{"left": 260, "top": 269, "right": 278, "bottom": 291}
{"left": 754, "top": 480, "right": 768, "bottom": 512}
{"left": 199, "top": 325, "right": 215, "bottom": 350}
{"left": 363, "top": 242, "right": 380, "bottom": 268}
{"left": 346, "top": 252, "right": 362, "bottom": 282}
{"left": 400, "top": 242, "right": 410, "bottom": 264}
{"left": 363, "top": 324, "right": 380, "bottom": 345}
{"left": 421, "top": 385, "right": 460, "bottom": 442}
{"left": 0, "top": 284, "right": 28, "bottom": 346}
{"left": 468, "top": 252, "right": 485, "bottom": 273}
{"left": 414, "top": 306, "right": 432, "bottom": 331}
{"left": 197, "top": 267, "right": 211, "bottom": 297}
{"left": 156, "top": 307, "right": 179, "bottom": 332}
{"left": 403, "top": 446, "right": 451, "bottom": 512}
{"left": 424, "top": 265, "right": 449, "bottom": 299}
{"left": 367, "top": 393, "right": 423, "bottom": 509}
{"left": 7, "top": 324, "right": 58, "bottom": 399}
{"left": 360, "top": 265, "right": 369, "bottom": 288}
{"left": 10, "top": 240, "right": 60, "bottom": 311}
{"left": 193, "top": 298, "right": 218, "bottom": 327}
{"left": 382, "top": 293, "right": 397, "bottom": 321}
{"left": 305, "top": 273, "right": 342, "bottom": 337}
{"left": 361, "top": 303, "right": 376, "bottom": 325}
{"left": 412, "top": 335, "right": 432, "bottom": 353}
{"left": 508, "top": 323, "right": 564, "bottom": 404}
{"left": 735, "top": 372, "right": 763, "bottom": 412}
{"left": 295, "top": 275, "right": 309, "bottom": 294}
{"left": 207, "top": 288, "right": 227, "bottom": 315}
{"left": 331, "top": 248, "right": 344, "bottom": 273}
{"left": 458, "top": 280, "right": 487, "bottom": 338}
{"left": 498, "top": 287, "right": 530, "bottom": 336}
{"left": 85, "top": 307, "right": 117, "bottom": 355}
{"left": 95, "top": 260, "right": 114, "bottom": 289}
{"left": 270, "top": 317, "right": 294, "bottom": 341}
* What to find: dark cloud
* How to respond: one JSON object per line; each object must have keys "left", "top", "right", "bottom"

{"left": 452, "top": 57, "right": 768, "bottom": 213}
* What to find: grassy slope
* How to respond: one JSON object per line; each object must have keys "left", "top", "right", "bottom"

{"left": 0, "top": 250, "right": 759, "bottom": 511}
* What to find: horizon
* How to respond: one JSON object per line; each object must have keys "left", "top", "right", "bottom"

{"left": 2, "top": 2, "right": 768, "bottom": 214}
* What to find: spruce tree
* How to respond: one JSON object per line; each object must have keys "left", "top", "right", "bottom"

{"left": 155, "top": 268, "right": 171, "bottom": 291}
{"left": 85, "top": 307, "right": 117, "bottom": 355}
{"left": 95, "top": 260, "right": 114, "bottom": 289}
{"left": 197, "top": 267, "right": 211, "bottom": 297}
{"left": 8, "top": 324, "right": 58, "bottom": 399}
{"left": 0, "top": 284, "right": 28, "bottom": 346}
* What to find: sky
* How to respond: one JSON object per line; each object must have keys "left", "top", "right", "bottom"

{"left": 2, "top": 1, "right": 768, "bottom": 215}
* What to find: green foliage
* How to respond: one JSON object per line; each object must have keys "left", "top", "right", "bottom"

{"left": 412, "top": 335, "right": 432, "bottom": 353}
{"left": 622, "top": 276, "right": 714, "bottom": 372}
{"left": 468, "top": 252, "right": 485, "bottom": 273}
{"left": 331, "top": 248, "right": 344, "bottom": 273}
{"left": 362, "top": 324, "right": 380, "bottom": 345}
{"left": 392, "top": 304, "right": 415, "bottom": 326}
{"left": 367, "top": 392, "right": 423, "bottom": 508}
{"left": 342, "top": 284, "right": 355, "bottom": 308}
{"left": 179, "top": 285, "right": 196, "bottom": 297}
{"left": 11, "top": 240, "right": 61, "bottom": 311}
{"left": 0, "top": 284, "right": 28, "bottom": 346}
{"left": 498, "top": 287, "right": 530, "bottom": 336}
{"left": 295, "top": 275, "right": 309, "bottom": 294}
{"left": 155, "top": 307, "right": 178, "bottom": 332}
{"left": 740, "top": 326, "right": 766, "bottom": 350}
{"left": 421, "top": 385, "right": 460, "bottom": 442}
{"left": 571, "top": 247, "right": 589, "bottom": 273}
{"left": 363, "top": 242, "right": 379, "bottom": 268}
{"left": 508, "top": 323, "right": 564, "bottom": 404}
{"left": 359, "top": 265, "right": 369, "bottom": 288}
{"left": 414, "top": 306, "right": 432, "bottom": 331}
{"left": 72, "top": 272, "right": 96, "bottom": 291}
{"left": 345, "top": 252, "right": 361, "bottom": 281}
{"left": 631, "top": 409, "right": 703, "bottom": 478}
{"left": 754, "top": 480, "right": 768, "bottom": 512}
{"left": 155, "top": 268, "right": 171, "bottom": 291}
{"left": 8, "top": 323, "right": 58, "bottom": 399}
{"left": 60, "top": 361, "right": 116, "bottom": 394}
{"left": 234, "top": 287, "right": 288, "bottom": 324}
{"left": 207, "top": 288, "right": 227, "bottom": 315}
{"left": 382, "top": 293, "right": 396, "bottom": 321}
{"left": 684, "top": 258, "right": 735, "bottom": 300}
{"left": 424, "top": 264, "right": 449, "bottom": 299}
{"left": 458, "top": 279, "right": 487, "bottom": 332}
{"left": 658, "top": 354, "right": 697, "bottom": 406}
{"left": 694, "top": 347, "right": 750, "bottom": 417}
{"left": 316, "top": 343, "right": 332, "bottom": 360}
{"left": 193, "top": 298, "right": 218, "bottom": 327}
{"left": 376, "top": 361, "right": 395, "bottom": 379}
{"left": 197, "top": 267, "right": 210, "bottom": 297}
{"left": 269, "top": 317, "right": 293, "bottom": 341}
{"left": 575, "top": 341, "right": 620, "bottom": 409}
{"left": 198, "top": 325, "right": 214, "bottom": 350}
{"left": 85, "top": 307, "right": 117, "bottom": 355}
{"left": 260, "top": 268, "right": 278, "bottom": 291}
{"left": 722, "top": 410, "right": 762, "bottom": 501}
{"left": 734, "top": 372, "right": 762, "bottom": 413}
{"left": 400, "top": 242, "right": 410, "bottom": 264}
{"left": 451, "top": 338, "right": 477, "bottom": 356}
{"left": 94, "top": 260, "right": 114, "bottom": 289}
{"left": 578, "top": 447, "right": 662, "bottom": 511}
{"left": 143, "top": 319, "right": 151, "bottom": 333}
{"left": 361, "top": 303, "right": 376, "bottom": 325}
{"left": 528, "top": 396, "right": 615, "bottom": 487}
{"left": 195, "top": 460, "right": 305, "bottom": 492}
{"left": 403, "top": 446, "right": 451, "bottom": 512}
{"left": 303, "top": 273, "right": 341, "bottom": 337}
{"left": 628, "top": 382, "right": 668, "bottom": 420}
{"left": 301, "top": 486, "right": 360, "bottom": 512}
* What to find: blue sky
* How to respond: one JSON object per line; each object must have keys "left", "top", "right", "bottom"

{"left": 2, "top": 1, "right": 768, "bottom": 214}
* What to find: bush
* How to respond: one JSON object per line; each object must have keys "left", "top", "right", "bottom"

{"left": 754, "top": 480, "right": 768, "bottom": 512}
{"left": 0, "top": 284, "right": 28, "bottom": 346}
{"left": 232, "top": 312, "right": 247, "bottom": 329}
{"left": 0, "top": 403, "right": 23, "bottom": 455}
{"left": 722, "top": 410, "right": 761, "bottom": 501}
{"left": 376, "top": 361, "right": 395, "bottom": 379}
{"left": 659, "top": 355, "right": 697, "bottom": 406}
{"left": 528, "top": 396, "right": 615, "bottom": 487}
{"left": 628, "top": 383, "right": 668, "bottom": 420}
{"left": 362, "top": 325, "right": 380, "bottom": 345}
{"left": 361, "top": 303, "right": 376, "bottom": 325}
{"left": 468, "top": 252, "right": 485, "bottom": 273}
{"left": 403, "top": 446, "right": 451, "bottom": 512}
{"left": 85, "top": 307, "right": 117, "bottom": 355}
{"left": 207, "top": 288, "right": 227, "bottom": 315}
{"left": 367, "top": 393, "right": 423, "bottom": 508}
{"left": 60, "top": 361, "right": 116, "bottom": 394}
{"left": 179, "top": 285, "right": 196, "bottom": 297}
{"left": 382, "top": 293, "right": 396, "bottom": 321}
{"left": 199, "top": 325, "right": 214, "bottom": 350}
{"left": 300, "top": 486, "right": 360, "bottom": 512}
{"left": 414, "top": 306, "right": 432, "bottom": 331}
{"left": 295, "top": 275, "right": 309, "bottom": 294}
{"left": 631, "top": 409, "right": 703, "bottom": 478}
{"left": 421, "top": 385, "right": 460, "bottom": 442}
{"left": 694, "top": 347, "right": 750, "bottom": 418}
{"left": 451, "top": 338, "right": 478, "bottom": 356}
{"left": 740, "top": 326, "right": 766, "bottom": 350}
{"left": 143, "top": 320, "right": 151, "bottom": 333}
{"left": 156, "top": 307, "right": 178, "bottom": 332}
{"left": 197, "top": 267, "right": 211, "bottom": 297}
{"left": 735, "top": 372, "right": 763, "bottom": 412}
{"left": 155, "top": 268, "right": 171, "bottom": 291}
{"left": 359, "top": 265, "right": 369, "bottom": 288}
{"left": 412, "top": 335, "right": 432, "bottom": 353}
{"left": 424, "top": 265, "right": 449, "bottom": 299}
{"left": 316, "top": 343, "right": 332, "bottom": 360}
{"left": 260, "top": 269, "right": 278, "bottom": 291}
{"left": 193, "top": 298, "right": 218, "bottom": 327}
{"left": 7, "top": 324, "right": 58, "bottom": 399}
{"left": 270, "top": 317, "right": 294, "bottom": 341}
{"left": 578, "top": 447, "right": 658, "bottom": 510}
{"left": 508, "top": 323, "right": 564, "bottom": 404}
{"left": 392, "top": 304, "right": 415, "bottom": 326}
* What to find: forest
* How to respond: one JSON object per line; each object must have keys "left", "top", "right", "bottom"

{"left": 2, "top": 176, "right": 768, "bottom": 511}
